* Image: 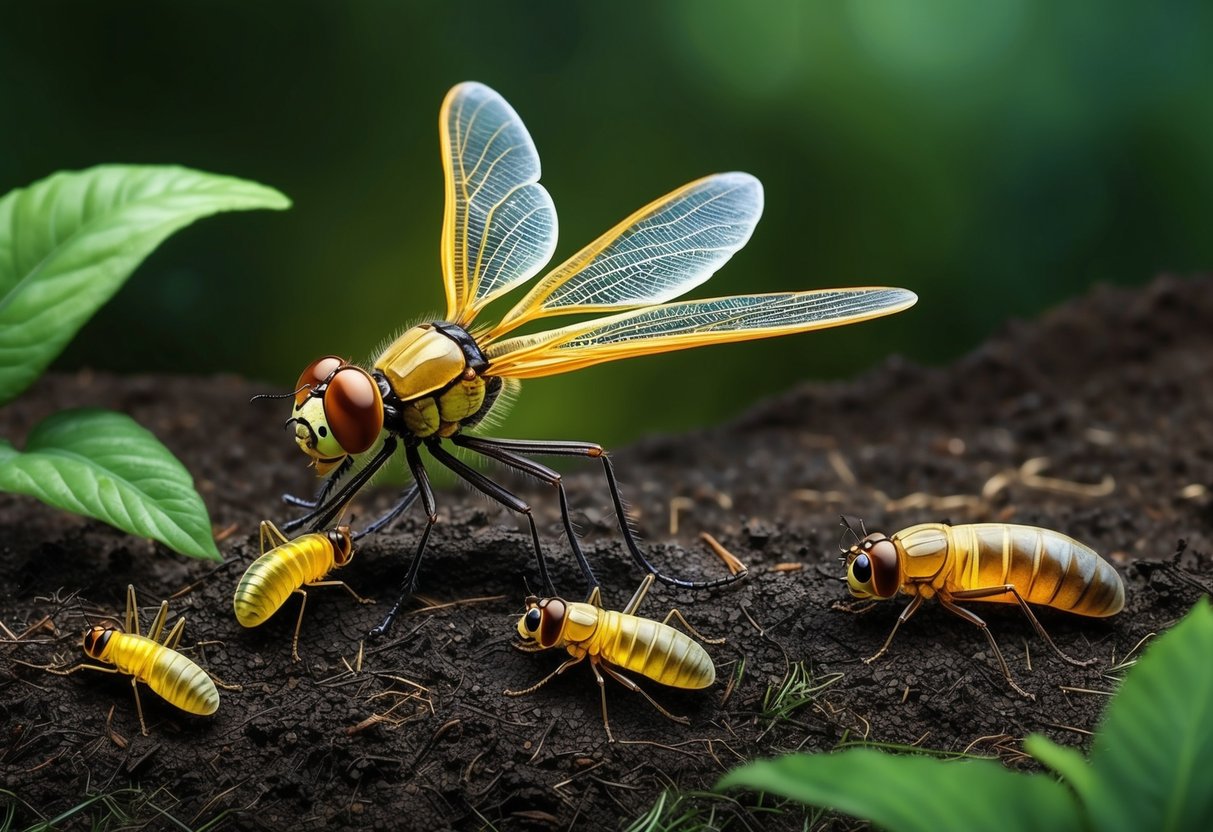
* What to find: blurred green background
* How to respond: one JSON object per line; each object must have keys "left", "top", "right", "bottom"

{"left": 3, "top": 0, "right": 1211, "bottom": 447}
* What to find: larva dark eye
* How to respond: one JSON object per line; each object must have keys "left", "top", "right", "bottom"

{"left": 525, "top": 608, "right": 541, "bottom": 632}
{"left": 852, "top": 554, "right": 872, "bottom": 584}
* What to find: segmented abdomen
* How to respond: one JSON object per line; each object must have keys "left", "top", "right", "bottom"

{"left": 110, "top": 633, "right": 219, "bottom": 715}
{"left": 595, "top": 610, "right": 715, "bottom": 688}
{"left": 233, "top": 534, "right": 335, "bottom": 627}
{"left": 945, "top": 523, "right": 1124, "bottom": 617}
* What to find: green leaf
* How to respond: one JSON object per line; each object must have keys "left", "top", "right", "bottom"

{"left": 0, "top": 408, "right": 221, "bottom": 560}
{"left": 717, "top": 749, "right": 1082, "bottom": 832}
{"left": 1079, "top": 600, "right": 1213, "bottom": 832}
{"left": 0, "top": 165, "right": 289, "bottom": 404}
{"left": 1025, "top": 735, "right": 1100, "bottom": 808}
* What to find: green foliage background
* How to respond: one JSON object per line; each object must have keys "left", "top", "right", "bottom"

{"left": 3, "top": 1, "right": 1211, "bottom": 446}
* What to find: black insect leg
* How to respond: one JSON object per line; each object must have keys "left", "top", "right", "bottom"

{"left": 425, "top": 439, "right": 556, "bottom": 597}
{"left": 281, "top": 456, "right": 353, "bottom": 513}
{"left": 453, "top": 435, "right": 598, "bottom": 596}
{"left": 283, "top": 436, "right": 399, "bottom": 533}
{"left": 450, "top": 437, "right": 746, "bottom": 591}
{"left": 369, "top": 442, "right": 437, "bottom": 638}
{"left": 352, "top": 484, "right": 421, "bottom": 541}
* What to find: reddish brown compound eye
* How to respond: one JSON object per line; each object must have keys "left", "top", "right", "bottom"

{"left": 294, "top": 355, "right": 345, "bottom": 406}
{"left": 323, "top": 367, "right": 384, "bottom": 454}
{"left": 867, "top": 537, "right": 902, "bottom": 598}
{"left": 538, "top": 598, "right": 566, "bottom": 648}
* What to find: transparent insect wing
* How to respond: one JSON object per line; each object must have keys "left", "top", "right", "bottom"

{"left": 484, "top": 288, "right": 918, "bottom": 380}
{"left": 487, "top": 173, "right": 764, "bottom": 338}
{"left": 441, "top": 82, "right": 558, "bottom": 325}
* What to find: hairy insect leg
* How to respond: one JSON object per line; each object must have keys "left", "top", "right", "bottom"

{"left": 282, "top": 455, "right": 353, "bottom": 510}
{"left": 427, "top": 439, "right": 556, "bottom": 597}
{"left": 950, "top": 585, "right": 1099, "bottom": 668}
{"left": 863, "top": 593, "right": 925, "bottom": 664}
{"left": 938, "top": 595, "right": 1035, "bottom": 700}
{"left": 454, "top": 435, "right": 599, "bottom": 596}
{"left": 660, "top": 608, "right": 726, "bottom": 645}
{"left": 352, "top": 484, "right": 421, "bottom": 540}
{"left": 599, "top": 661, "right": 690, "bottom": 727}
{"left": 504, "top": 653, "right": 586, "bottom": 696}
{"left": 450, "top": 436, "right": 746, "bottom": 592}
{"left": 283, "top": 437, "right": 398, "bottom": 533}
{"left": 370, "top": 444, "right": 438, "bottom": 638}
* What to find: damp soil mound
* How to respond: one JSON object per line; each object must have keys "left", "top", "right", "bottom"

{"left": 2, "top": 276, "right": 1211, "bottom": 830}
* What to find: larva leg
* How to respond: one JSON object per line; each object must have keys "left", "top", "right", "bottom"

{"left": 938, "top": 595, "right": 1034, "bottom": 700}
{"left": 305, "top": 580, "right": 375, "bottom": 606}
{"left": 621, "top": 574, "right": 657, "bottom": 616}
{"left": 949, "top": 585, "right": 1098, "bottom": 667}
{"left": 22, "top": 660, "right": 119, "bottom": 677}
{"left": 291, "top": 589, "right": 309, "bottom": 662}
{"left": 504, "top": 654, "right": 585, "bottom": 696}
{"left": 125, "top": 585, "right": 140, "bottom": 636}
{"left": 146, "top": 601, "right": 170, "bottom": 644}
{"left": 260, "top": 520, "right": 291, "bottom": 553}
{"left": 162, "top": 617, "right": 186, "bottom": 650}
{"left": 863, "top": 593, "right": 925, "bottom": 664}
{"left": 130, "top": 678, "right": 149, "bottom": 737}
{"left": 588, "top": 657, "right": 615, "bottom": 743}
{"left": 600, "top": 662, "right": 689, "bottom": 726}
{"left": 586, "top": 586, "right": 604, "bottom": 608}
{"left": 660, "top": 608, "right": 725, "bottom": 645}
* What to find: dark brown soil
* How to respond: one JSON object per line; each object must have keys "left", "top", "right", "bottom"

{"left": 2, "top": 276, "right": 1211, "bottom": 831}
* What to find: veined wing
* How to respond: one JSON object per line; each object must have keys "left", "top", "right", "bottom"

{"left": 485, "top": 173, "right": 762, "bottom": 339}
{"left": 485, "top": 288, "right": 917, "bottom": 379}
{"left": 440, "top": 82, "right": 557, "bottom": 326}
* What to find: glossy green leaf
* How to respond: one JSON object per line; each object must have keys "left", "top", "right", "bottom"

{"left": 717, "top": 748, "right": 1082, "bottom": 832}
{"left": 0, "top": 165, "right": 289, "bottom": 404}
{"left": 0, "top": 408, "right": 221, "bottom": 560}
{"left": 1073, "top": 600, "right": 1213, "bottom": 832}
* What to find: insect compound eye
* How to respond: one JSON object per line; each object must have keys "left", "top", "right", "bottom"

{"left": 538, "top": 598, "right": 566, "bottom": 647}
{"left": 294, "top": 355, "right": 345, "bottom": 406}
{"left": 868, "top": 538, "right": 901, "bottom": 598}
{"left": 524, "top": 608, "right": 542, "bottom": 633}
{"left": 851, "top": 553, "right": 872, "bottom": 584}
{"left": 322, "top": 367, "right": 384, "bottom": 454}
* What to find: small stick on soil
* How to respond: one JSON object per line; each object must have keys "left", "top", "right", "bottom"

{"left": 1018, "top": 457, "right": 1115, "bottom": 498}
{"left": 827, "top": 449, "right": 857, "bottom": 487}
{"left": 700, "top": 532, "right": 747, "bottom": 576}
{"left": 407, "top": 594, "right": 508, "bottom": 615}
{"left": 212, "top": 522, "right": 240, "bottom": 543}
{"left": 769, "top": 562, "right": 803, "bottom": 572}
{"left": 528, "top": 717, "right": 558, "bottom": 764}
{"left": 668, "top": 496, "right": 694, "bottom": 535}
{"left": 1059, "top": 686, "right": 1114, "bottom": 696}
{"left": 1042, "top": 721, "right": 1094, "bottom": 737}
{"left": 169, "top": 561, "right": 238, "bottom": 599}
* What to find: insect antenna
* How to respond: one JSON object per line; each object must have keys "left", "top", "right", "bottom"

{"left": 249, "top": 384, "right": 310, "bottom": 403}
{"left": 838, "top": 515, "right": 865, "bottom": 553}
